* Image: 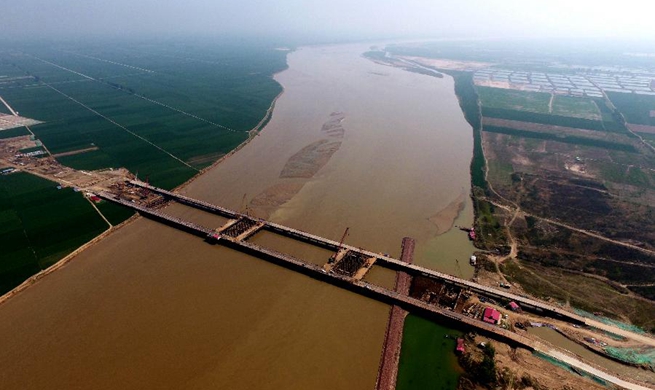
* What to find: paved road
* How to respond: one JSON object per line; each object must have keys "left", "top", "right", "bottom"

{"left": 545, "top": 349, "right": 652, "bottom": 390}
{"left": 584, "top": 318, "right": 655, "bottom": 348}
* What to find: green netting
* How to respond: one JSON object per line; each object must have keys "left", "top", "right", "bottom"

{"left": 574, "top": 309, "right": 647, "bottom": 334}
{"left": 533, "top": 351, "right": 609, "bottom": 387}
{"left": 604, "top": 346, "right": 655, "bottom": 368}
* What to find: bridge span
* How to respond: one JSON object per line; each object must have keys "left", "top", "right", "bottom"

{"left": 97, "top": 187, "right": 655, "bottom": 390}
{"left": 127, "top": 180, "right": 586, "bottom": 324}
{"left": 123, "top": 180, "right": 655, "bottom": 349}
{"left": 97, "top": 190, "right": 537, "bottom": 350}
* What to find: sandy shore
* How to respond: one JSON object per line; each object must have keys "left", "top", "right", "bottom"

{"left": 429, "top": 189, "right": 466, "bottom": 235}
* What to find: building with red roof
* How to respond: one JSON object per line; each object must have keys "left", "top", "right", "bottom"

{"left": 456, "top": 338, "right": 466, "bottom": 354}
{"left": 482, "top": 307, "right": 501, "bottom": 325}
{"left": 508, "top": 301, "right": 521, "bottom": 312}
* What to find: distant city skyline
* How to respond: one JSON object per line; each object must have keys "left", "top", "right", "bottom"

{"left": 4, "top": 0, "right": 655, "bottom": 42}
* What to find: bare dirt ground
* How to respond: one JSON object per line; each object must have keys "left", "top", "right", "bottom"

{"left": 399, "top": 56, "right": 493, "bottom": 72}
{"left": 0, "top": 113, "right": 42, "bottom": 130}
{"left": 460, "top": 290, "right": 655, "bottom": 387}
{"left": 51, "top": 146, "right": 99, "bottom": 158}
{"left": 0, "top": 135, "right": 132, "bottom": 190}
{"left": 483, "top": 117, "right": 615, "bottom": 140}
{"left": 628, "top": 123, "right": 655, "bottom": 134}
{"left": 469, "top": 339, "right": 608, "bottom": 390}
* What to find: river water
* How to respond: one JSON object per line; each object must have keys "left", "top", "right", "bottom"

{"left": 0, "top": 43, "right": 476, "bottom": 389}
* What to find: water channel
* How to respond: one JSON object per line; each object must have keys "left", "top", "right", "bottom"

{"left": 0, "top": 43, "right": 476, "bottom": 389}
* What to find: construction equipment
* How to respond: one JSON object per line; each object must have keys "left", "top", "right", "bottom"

{"left": 336, "top": 227, "right": 349, "bottom": 252}
{"left": 328, "top": 227, "right": 349, "bottom": 264}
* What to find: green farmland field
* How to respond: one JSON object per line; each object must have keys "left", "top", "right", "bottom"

{"left": 477, "top": 87, "right": 551, "bottom": 114}
{"left": 0, "top": 40, "right": 287, "bottom": 189}
{"left": 0, "top": 39, "right": 288, "bottom": 293}
{"left": 0, "top": 127, "right": 30, "bottom": 139}
{"left": 477, "top": 86, "right": 626, "bottom": 133}
{"left": 483, "top": 125, "right": 636, "bottom": 152}
{"left": 0, "top": 172, "right": 108, "bottom": 294}
{"left": 481, "top": 107, "right": 624, "bottom": 133}
{"left": 551, "top": 95, "right": 601, "bottom": 120}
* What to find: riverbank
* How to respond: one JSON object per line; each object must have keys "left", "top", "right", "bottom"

{"left": 0, "top": 213, "right": 138, "bottom": 307}
{"left": 0, "top": 43, "right": 481, "bottom": 390}
{"left": 0, "top": 74, "right": 287, "bottom": 306}
{"left": 175, "top": 85, "right": 287, "bottom": 193}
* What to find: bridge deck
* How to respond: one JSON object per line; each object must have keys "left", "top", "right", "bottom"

{"left": 129, "top": 180, "right": 586, "bottom": 324}
{"left": 99, "top": 184, "right": 655, "bottom": 390}
{"left": 98, "top": 190, "right": 536, "bottom": 350}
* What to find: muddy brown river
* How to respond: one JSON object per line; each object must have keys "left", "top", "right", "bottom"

{"left": 0, "top": 43, "right": 476, "bottom": 389}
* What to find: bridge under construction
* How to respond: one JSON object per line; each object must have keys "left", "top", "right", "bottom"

{"left": 94, "top": 180, "right": 653, "bottom": 390}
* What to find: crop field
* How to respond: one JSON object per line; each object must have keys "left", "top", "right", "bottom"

{"left": 481, "top": 107, "right": 623, "bottom": 133}
{"left": 476, "top": 84, "right": 627, "bottom": 133}
{"left": 477, "top": 87, "right": 551, "bottom": 114}
{"left": 0, "top": 127, "right": 29, "bottom": 139}
{"left": 482, "top": 125, "right": 636, "bottom": 152}
{"left": 393, "top": 41, "right": 655, "bottom": 326}
{"left": 0, "top": 39, "right": 288, "bottom": 292}
{"left": 0, "top": 41, "right": 287, "bottom": 189}
{"left": 0, "top": 172, "right": 108, "bottom": 294}
{"left": 551, "top": 96, "right": 601, "bottom": 120}
{"left": 95, "top": 200, "right": 135, "bottom": 226}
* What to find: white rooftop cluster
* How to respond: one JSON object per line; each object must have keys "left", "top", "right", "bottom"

{"left": 473, "top": 68, "right": 655, "bottom": 98}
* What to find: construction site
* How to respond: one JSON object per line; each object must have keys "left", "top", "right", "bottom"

{"left": 76, "top": 179, "right": 654, "bottom": 390}
{"left": 0, "top": 132, "right": 133, "bottom": 191}
{"left": 2, "top": 112, "right": 654, "bottom": 390}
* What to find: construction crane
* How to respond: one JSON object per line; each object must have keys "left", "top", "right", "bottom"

{"left": 139, "top": 174, "right": 151, "bottom": 198}
{"left": 337, "top": 227, "right": 349, "bottom": 251}
{"left": 328, "top": 227, "right": 349, "bottom": 264}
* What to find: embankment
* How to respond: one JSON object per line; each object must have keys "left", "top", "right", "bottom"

{"left": 0, "top": 214, "right": 139, "bottom": 307}
{"left": 375, "top": 237, "right": 415, "bottom": 390}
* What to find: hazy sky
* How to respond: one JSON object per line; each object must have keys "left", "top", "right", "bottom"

{"left": 4, "top": 0, "right": 655, "bottom": 42}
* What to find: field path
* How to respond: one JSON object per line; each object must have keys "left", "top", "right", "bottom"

{"left": 86, "top": 196, "right": 112, "bottom": 228}
{"left": 30, "top": 55, "right": 239, "bottom": 133}
{"left": 548, "top": 93, "right": 554, "bottom": 114}
{"left": 59, "top": 50, "right": 156, "bottom": 74}
{"left": 0, "top": 95, "right": 19, "bottom": 116}
{"left": 42, "top": 81, "right": 197, "bottom": 171}
{"left": 51, "top": 146, "right": 99, "bottom": 158}
{"left": 484, "top": 197, "right": 655, "bottom": 257}
{"left": 0, "top": 95, "right": 53, "bottom": 157}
